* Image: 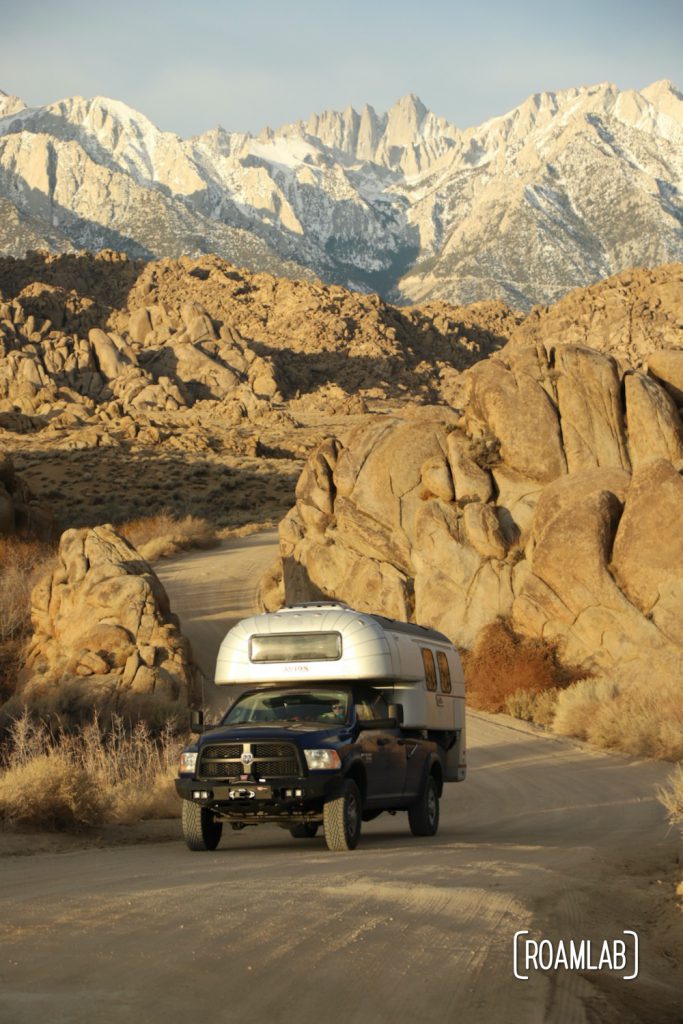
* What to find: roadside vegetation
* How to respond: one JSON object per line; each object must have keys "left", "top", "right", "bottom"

{"left": 117, "top": 511, "right": 219, "bottom": 561}
{"left": 551, "top": 674, "right": 683, "bottom": 761}
{"left": 462, "top": 619, "right": 581, "bottom": 719}
{"left": 464, "top": 619, "right": 683, "bottom": 762}
{"left": 0, "top": 535, "right": 56, "bottom": 704}
{"left": 0, "top": 713, "right": 184, "bottom": 830}
{"left": 658, "top": 764, "right": 683, "bottom": 827}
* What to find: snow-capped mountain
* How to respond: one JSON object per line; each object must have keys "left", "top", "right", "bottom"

{"left": 0, "top": 81, "right": 681, "bottom": 308}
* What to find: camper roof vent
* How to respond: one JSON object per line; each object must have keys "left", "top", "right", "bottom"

{"left": 279, "top": 601, "right": 350, "bottom": 612}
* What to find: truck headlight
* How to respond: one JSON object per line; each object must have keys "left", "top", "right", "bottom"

{"left": 304, "top": 749, "right": 342, "bottom": 771}
{"left": 179, "top": 752, "right": 198, "bottom": 774}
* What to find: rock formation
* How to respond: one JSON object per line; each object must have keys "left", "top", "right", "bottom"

{"left": 1, "top": 248, "right": 683, "bottom": 703}
{"left": 10, "top": 525, "right": 197, "bottom": 721}
{"left": 512, "top": 264, "right": 683, "bottom": 368}
{"left": 0, "top": 250, "right": 512, "bottom": 425}
{"left": 0, "top": 248, "right": 681, "bottom": 540}
{"left": 263, "top": 340, "right": 683, "bottom": 683}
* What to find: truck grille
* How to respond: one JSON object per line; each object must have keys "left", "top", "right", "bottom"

{"left": 197, "top": 742, "right": 300, "bottom": 780}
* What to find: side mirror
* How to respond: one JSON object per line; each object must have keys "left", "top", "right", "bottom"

{"left": 190, "top": 709, "right": 205, "bottom": 735}
{"left": 388, "top": 703, "right": 404, "bottom": 725}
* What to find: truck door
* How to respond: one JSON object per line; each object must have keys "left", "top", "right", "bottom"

{"left": 402, "top": 738, "right": 425, "bottom": 800}
{"left": 355, "top": 691, "right": 407, "bottom": 804}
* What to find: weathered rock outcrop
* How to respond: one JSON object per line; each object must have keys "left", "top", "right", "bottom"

{"left": 14, "top": 525, "right": 197, "bottom": 719}
{"left": 513, "top": 264, "right": 683, "bottom": 368}
{"left": 263, "top": 342, "right": 683, "bottom": 682}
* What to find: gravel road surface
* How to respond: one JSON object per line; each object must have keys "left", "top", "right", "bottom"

{"left": 1, "top": 533, "right": 680, "bottom": 1024}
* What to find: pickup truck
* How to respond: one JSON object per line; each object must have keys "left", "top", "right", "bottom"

{"left": 176, "top": 682, "right": 444, "bottom": 851}
{"left": 176, "top": 602, "right": 466, "bottom": 852}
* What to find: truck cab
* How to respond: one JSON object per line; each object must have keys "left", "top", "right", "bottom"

{"left": 175, "top": 603, "right": 466, "bottom": 852}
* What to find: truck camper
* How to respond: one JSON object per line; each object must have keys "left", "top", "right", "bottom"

{"left": 176, "top": 602, "right": 466, "bottom": 852}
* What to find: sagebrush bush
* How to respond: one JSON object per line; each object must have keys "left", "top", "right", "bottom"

{"left": 0, "top": 713, "right": 186, "bottom": 831}
{"left": 504, "top": 687, "right": 561, "bottom": 727}
{"left": 552, "top": 674, "right": 683, "bottom": 761}
{"left": 463, "top": 619, "right": 582, "bottom": 713}
{"left": 117, "top": 512, "right": 218, "bottom": 562}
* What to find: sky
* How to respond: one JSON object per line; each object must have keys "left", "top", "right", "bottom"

{"left": 2, "top": 0, "right": 682, "bottom": 138}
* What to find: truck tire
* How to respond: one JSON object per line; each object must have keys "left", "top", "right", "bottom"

{"left": 323, "top": 780, "right": 362, "bottom": 851}
{"left": 290, "top": 823, "right": 319, "bottom": 839}
{"left": 181, "top": 799, "right": 223, "bottom": 851}
{"left": 408, "top": 774, "right": 439, "bottom": 837}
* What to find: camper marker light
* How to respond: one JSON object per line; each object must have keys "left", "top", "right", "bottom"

{"left": 179, "top": 752, "right": 198, "bottom": 773}
{"left": 304, "top": 749, "right": 342, "bottom": 770}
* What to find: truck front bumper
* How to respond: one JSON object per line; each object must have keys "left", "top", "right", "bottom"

{"left": 175, "top": 775, "right": 334, "bottom": 822}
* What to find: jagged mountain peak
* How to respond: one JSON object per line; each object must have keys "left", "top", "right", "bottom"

{"left": 640, "top": 79, "right": 683, "bottom": 122}
{"left": 388, "top": 92, "right": 428, "bottom": 118}
{"left": 642, "top": 78, "right": 683, "bottom": 99}
{"left": 45, "top": 93, "right": 165, "bottom": 138}
{"left": 0, "top": 90, "right": 27, "bottom": 119}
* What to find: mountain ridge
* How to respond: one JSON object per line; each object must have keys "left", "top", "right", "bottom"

{"left": 1, "top": 80, "right": 681, "bottom": 308}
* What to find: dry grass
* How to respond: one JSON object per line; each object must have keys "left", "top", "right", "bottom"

{"left": 0, "top": 713, "right": 185, "bottom": 830}
{"left": 658, "top": 765, "right": 683, "bottom": 829}
{"left": 117, "top": 512, "right": 219, "bottom": 562}
{"left": 463, "top": 619, "right": 582, "bottom": 713}
{"left": 552, "top": 675, "right": 683, "bottom": 761}
{"left": 0, "top": 536, "right": 56, "bottom": 701}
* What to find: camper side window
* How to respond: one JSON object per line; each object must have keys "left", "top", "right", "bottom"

{"left": 421, "top": 648, "right": 437, "bottom": 692}
{"left": 437, "top": 651, "right": 452, "bottom": 694}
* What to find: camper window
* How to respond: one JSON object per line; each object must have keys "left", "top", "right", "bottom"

{"left": 250, "top": 631, "right": 342, "bottom": 663}
{"left": 436, "top": 651, "right": 452, "bottom": 693}
{"left": 421, "top": 648, "right": 437, "bottom": 692}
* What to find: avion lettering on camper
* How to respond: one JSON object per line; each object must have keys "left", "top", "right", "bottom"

{"left": 513, "top": 931, "right": 639, "bottom": 981}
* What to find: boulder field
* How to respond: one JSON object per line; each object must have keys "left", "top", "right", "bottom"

{"left": 1, "top": 251, "right": 683, "bottom": 702}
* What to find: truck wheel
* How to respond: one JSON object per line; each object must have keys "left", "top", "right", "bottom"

{"left": 181, "top": 799, "right": 223, "bottom": 851}
{"left": 289, "top": 823, "right": 319, "bottom": 839}
{"left": 323, "top": 780, "right": 362, "bottom": 851}
{"left": 408, "top": 774, "right": 439, "bottom": 837}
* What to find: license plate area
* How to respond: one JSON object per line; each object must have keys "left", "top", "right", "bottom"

{"left": 213, "top": 785, "right": 273, "bottom": 801}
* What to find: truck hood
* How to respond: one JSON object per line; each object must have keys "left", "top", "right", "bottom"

{"left": 197, "top": 722, "right": 351, "bottom": 747}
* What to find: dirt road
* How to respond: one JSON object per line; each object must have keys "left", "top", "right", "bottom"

{"left": 156, "top": 529, "right": 279, "bottom": 711}
{"left": 1, "top": 533, "right": 681, "bottom": 1024}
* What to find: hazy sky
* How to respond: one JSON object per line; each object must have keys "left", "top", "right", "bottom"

{"left": 2, "top": 0, "right": 682, "bottom": 137}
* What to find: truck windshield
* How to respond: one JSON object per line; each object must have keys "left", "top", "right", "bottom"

{"left": 223, "top": 689, "right": 350, "bottom": 725}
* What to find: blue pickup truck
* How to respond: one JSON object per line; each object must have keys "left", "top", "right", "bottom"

{"left": 176, "top": 603, "right": 466, "bottom": 852}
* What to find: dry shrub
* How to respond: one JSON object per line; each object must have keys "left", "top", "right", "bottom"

{"left": 552, "top": 675, "right": 683, "bottom": 761}
{"left": 504, "top": 687, "right": 561, "bottom": 727}
{"left": 0, "top": 677, "right": 191, "bottom": 737}
{"left": 0, "top": 754, "right": 110, "bottom": 829}
{"left": 658, "top": 765, "right": 683, "bottom": 827}
{"left": 463, "top": 619, "right": 581, "bottom": 713}
{"left": 0, "top": 713, "right": 186, "bottom": 831}
{"left": 0, "top": 536, "right": 56, "bottom": 701}
{"left": 118, "top": 512, "right": 218, "bottom": 561}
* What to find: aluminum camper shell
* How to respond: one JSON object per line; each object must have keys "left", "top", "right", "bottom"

{"left": 214, "top": 602, "right": 466, "bottom": 781}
